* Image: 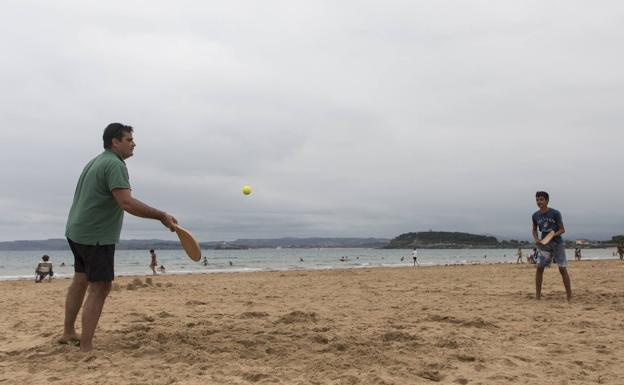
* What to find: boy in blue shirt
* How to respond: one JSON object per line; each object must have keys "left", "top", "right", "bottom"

{"left": 532, "top": 191, "right": 572, "bottom": 302}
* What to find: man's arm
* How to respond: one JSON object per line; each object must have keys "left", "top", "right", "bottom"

{"left": 112, "top": 188, "right": 177, "bottom": 231}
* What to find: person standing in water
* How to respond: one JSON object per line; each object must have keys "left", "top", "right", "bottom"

{"left": 149, "top": 249, "right": 158, "bottom": 275}
{"left": 412, "top": 248, "right": 419, "bottom": 267}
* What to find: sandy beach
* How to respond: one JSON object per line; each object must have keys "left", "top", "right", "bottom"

{"left": 1, "top": 260, "right": 623, "bottom": 385}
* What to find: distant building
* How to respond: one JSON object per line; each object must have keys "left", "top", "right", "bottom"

{"left": 575, "top": 239, "right": 590, "bottom": 245}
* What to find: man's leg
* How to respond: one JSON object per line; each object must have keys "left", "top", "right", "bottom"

{"left": 60, "top": 272, "right": 88, "bottom": 343}
{"left": 80, "top": 281, "right": 111, "bottom": 352}
{"left": 535, "top": 267, "right": 545, "bottom": 300}
{"left": 558, "top": 267, "right": 572, "bottom": 302}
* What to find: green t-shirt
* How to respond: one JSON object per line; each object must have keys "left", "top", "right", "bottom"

{"left": 65, "top": 150, "right": 131, "bottom": 245}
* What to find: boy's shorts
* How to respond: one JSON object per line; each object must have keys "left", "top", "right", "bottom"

{"left": 537, "top": 242, "right": 567, "bottom": 268}
{"left": 67, "top": 238, "right": 116, "bottom": 282}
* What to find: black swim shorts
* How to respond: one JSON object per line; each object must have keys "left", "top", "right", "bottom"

{"left": 67, "top": 238, "right": 115, "bottom": 282}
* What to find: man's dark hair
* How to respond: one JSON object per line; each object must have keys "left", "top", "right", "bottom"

{"left": 42, "top": 255, "right": 50, "bottom": 261}
{"left": 149, "top": 249, "right": 155, "bottom": 253}
{"left": 103, "top": 123, "right": 133, "bottom": 149}
{"left": 535, "top": 191, "right": 549, "bottom": 201}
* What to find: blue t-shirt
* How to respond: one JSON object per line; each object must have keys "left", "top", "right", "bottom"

{"left": 532, "top": 208, "right": 564, "bottom": 244}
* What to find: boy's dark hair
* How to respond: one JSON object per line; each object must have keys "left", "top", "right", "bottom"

{"left": 42, "top": 255, "right": 50, "bottom": 261}
{"left": 103, "top": 123, "right": 133, "bottom": 149}
{"left": 535, "top": 191, "right": 549, "bottom": 201}
{"left": 149, "top": 249, "right": 155, "bottom": 253}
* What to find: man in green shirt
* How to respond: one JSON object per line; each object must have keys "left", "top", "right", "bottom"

{"left": 60, "top": 123, "right": 178, "bottom": 352}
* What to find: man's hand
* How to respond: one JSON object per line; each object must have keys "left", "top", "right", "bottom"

{"left": 161, "top": 213, "right": 178, "bottom": 232}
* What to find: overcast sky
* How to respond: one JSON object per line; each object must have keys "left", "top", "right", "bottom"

{"left": 1, "top": 1, "right": 622, "bottom": 242}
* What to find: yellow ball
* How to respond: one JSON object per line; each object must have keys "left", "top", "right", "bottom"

{"left": 242, "top": 185, "right": 252, "bottom": 195}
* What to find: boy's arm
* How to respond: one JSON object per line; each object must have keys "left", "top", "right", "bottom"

{"left": 554, "top": 211, "right": 565, "bottom": 237}
{"left": 532, "top": 223, "right": 540, "bottom": 243}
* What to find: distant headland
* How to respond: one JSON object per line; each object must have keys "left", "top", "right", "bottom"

{"left": 0, "top": 232, "right": 621, "bottom": 251}
{"left": 383, "top": 231, "right": 624, "bottom": 249}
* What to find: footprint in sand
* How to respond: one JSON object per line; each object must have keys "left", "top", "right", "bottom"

{"left": 276, "top": 311, "right": 318, "bottom": 324}
{"left": 240, "top": 311, "right": 269, "bottom": 319}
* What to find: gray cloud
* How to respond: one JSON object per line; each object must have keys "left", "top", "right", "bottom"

{"left": 1, "top": 1, "right": 623, "bottom": 242}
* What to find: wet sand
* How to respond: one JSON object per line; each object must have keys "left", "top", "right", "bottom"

{"left": 1, "top": 260, "right": 623, "bottom": 384}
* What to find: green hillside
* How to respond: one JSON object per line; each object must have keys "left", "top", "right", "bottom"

{"left": 384, "top": 231, "right": 500, "bottom": 249}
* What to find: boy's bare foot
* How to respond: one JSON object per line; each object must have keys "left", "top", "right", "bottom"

{"left": 79, "top": 342, "right": 93, "bottom": 353}
{"left": 58, "top": 333, "right": 81, "bottom": 345}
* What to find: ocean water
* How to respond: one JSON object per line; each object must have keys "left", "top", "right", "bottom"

{"left": 1, "top": 247, "right": 618, "bottom": 281}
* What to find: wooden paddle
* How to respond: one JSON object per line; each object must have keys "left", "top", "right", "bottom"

{"left": 175, "top": 225, "right": 202, "bottom": 262}
{"left": 540, "top": 231, "right": 556, "bottom": 246}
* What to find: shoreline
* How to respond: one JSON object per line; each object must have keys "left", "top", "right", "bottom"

{"left": 3, "top": 256, "right": 622, "bottom": 282}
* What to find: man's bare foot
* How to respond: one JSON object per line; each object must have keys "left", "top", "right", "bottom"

{"left": 79, "top": 342, "right": 93, "bottom": 353}
{"left": 58, "top": 333, "right": 81, "bottom": 345}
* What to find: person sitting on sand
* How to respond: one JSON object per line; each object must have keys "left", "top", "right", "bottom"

{"left": 35, "top": 255, "right": 54, "bottom": 283}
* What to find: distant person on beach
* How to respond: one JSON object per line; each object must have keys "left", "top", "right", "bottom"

{"left": 61, "top": 123, "right": 177, "bottom": 352}
{"left": 149, "top": 249, "right": 158, "bottom": 275}
{"left": 158, "top": 265, "right": 166, "bottom": 273}
{"left": 202, "top": 256, "right": 208, "bottom": 266}
{"left": 532, "top": 191, "right": 572, "bottom": 302}
{"left": 574, "top": 248, "right": 582, "bottom": 261}
{"left": 35, "top": 255, "right": 54, "bottom": 283}
{"left": 412, "top": 248, "right": 419, "bottom": 266}
{"left": 516, "top": 248, "right": 523, "bottom": 264}
{"left": 618, "top": 242, "right": 624, "bottom": 260}
{"left": 528, "top": 248, "right": 537, "bottom": 264}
